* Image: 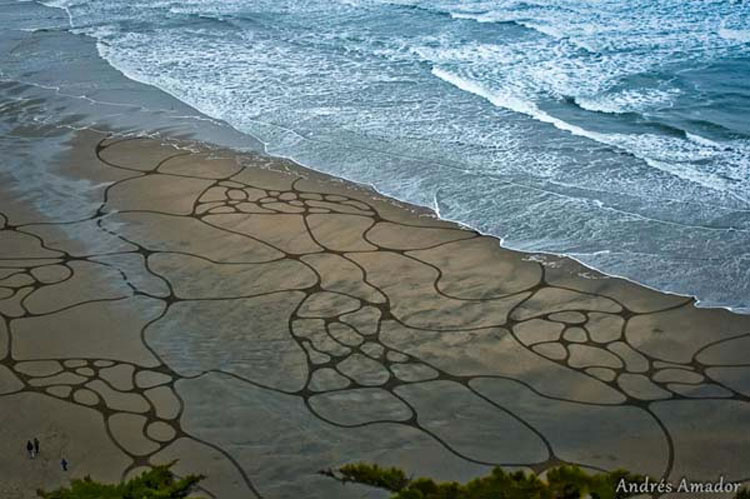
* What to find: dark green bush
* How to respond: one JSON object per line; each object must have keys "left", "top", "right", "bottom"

{"left": 37, "top": 462, "right": 204, "bottom": 499}
{"left": 338, "top": 463, "right": 411, "bottom": 491}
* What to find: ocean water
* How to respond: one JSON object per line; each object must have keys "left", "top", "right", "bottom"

{"left": 7, "top": 0, "right": 750, "bottom": 311}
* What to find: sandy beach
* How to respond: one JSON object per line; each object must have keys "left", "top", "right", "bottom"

{"left": 0, "top": 129, "right": 749, "bottom": 498}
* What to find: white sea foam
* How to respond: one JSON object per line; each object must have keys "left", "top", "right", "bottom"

{"left": 449, "top": 10, "right": 583, "bottom": 45}
{"left": 516, "top": 21, "right": 566, "bottom": 40}
{"left": 719, "top": 26, "right": 750, "bottom": 43}
{"left": 686, "top": 132, "right": 721, "bottom": 148}
{"left": 37, "top": 0, "right": 74, "bottom": 8}
{"left": 575, "top": 88, "right": 680, "bottom": 114}
{"left": 431, "top": 67, "right": 604, "bottom": 139}
{"left": 431, "top": 67, "right": 750, "bottom": 201}
{"left": 449, "top": 11, "right": 513, "bottom": 24}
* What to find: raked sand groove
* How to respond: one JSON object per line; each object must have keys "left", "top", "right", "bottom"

{"left": 1, "top": 131, "right": 750, "bottom": 498}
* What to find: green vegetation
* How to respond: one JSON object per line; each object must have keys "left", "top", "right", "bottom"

{"left": 330, "top": 463, "right": 750, "bottom": 499}
{"left": 32, "top": 458, "right": 750, "bottom": 499}
{"left": 329, "top": 463, "right": 643, "bottom": 499}
{"left": 335, "top": 463, "right": 411, "bottom": 492}
{"left": 36, "top": 463, "right": 204, "bottom": 499}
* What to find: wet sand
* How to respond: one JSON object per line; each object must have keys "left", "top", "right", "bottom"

{"left": 1, "top": 130, "right": 750, "bottom": 498}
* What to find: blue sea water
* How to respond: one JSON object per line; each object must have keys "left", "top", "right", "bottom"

{"left": 7, "top": 0, "right": 750, "bottom": 311}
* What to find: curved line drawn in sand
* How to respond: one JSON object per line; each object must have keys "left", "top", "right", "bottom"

{"left": 1, "top": 133, "right": 750, "bottom": 498}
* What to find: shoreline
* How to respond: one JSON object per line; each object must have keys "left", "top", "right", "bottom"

{"left": 146, "top": 130, "right": 732, "bottom": 317}
{"left": 262, "top": 144, "right": 726, "bottom": 314}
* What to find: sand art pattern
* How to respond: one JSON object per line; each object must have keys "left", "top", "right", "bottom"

{"left": 1, "top": 134, "right": 750, "bottom": 497}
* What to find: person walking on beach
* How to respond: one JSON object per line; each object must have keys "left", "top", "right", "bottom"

{"left": 26, "top": 440, "right": 34, "bottom": 459}
{"left": 60, "top": 458, "right": 68, "bottom": 472}
{"left": 33, "top": 437, "right": 39, "bottom": 457}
